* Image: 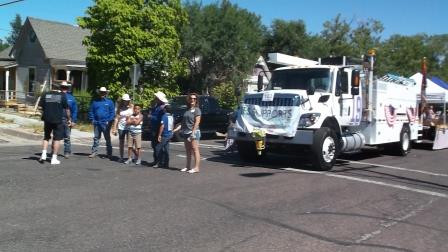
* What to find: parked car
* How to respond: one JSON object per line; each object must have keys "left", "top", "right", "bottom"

{"left": 142, "top": 95, "right": 233, "bottom": 141}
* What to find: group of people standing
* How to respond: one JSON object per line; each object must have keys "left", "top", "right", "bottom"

{"left": 38, "top": 84, "right": 202, "bottom": 173}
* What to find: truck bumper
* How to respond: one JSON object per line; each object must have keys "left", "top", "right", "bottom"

{"left": 228, "top": 127, "right": 314, "bottom": 145}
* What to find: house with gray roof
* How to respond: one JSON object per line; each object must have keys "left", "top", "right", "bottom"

{"left": 1, "top": 17, "right": 89, "bottom": 104}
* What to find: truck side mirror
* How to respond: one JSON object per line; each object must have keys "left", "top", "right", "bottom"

{"left": 351, "top": 69, "right": 360, "bottom": 96}
{"left": 307, "top": 83, "right": 315, "bottom": 95}
{"left": 257, "top": 75, "right": 263, "bottom": 92}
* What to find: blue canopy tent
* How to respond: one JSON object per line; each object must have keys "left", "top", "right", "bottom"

{"left": 431, "top": 76, "right": 448, "bottom": 90}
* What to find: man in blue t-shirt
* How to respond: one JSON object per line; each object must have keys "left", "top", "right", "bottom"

{"left": 60, "top": 81, "right": 78, "bottom": 158}
{"left": 88, "top": 87, "right": 115, "bottom": 159}
{"left": 154, "top": 104, "right": 173, "bottom": 168}
{"left": 149, "top": 91, "right": 167, "bottom": 166}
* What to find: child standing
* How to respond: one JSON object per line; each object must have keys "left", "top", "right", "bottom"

{"left": 125, "top": 105, "right": 143, "bottom": 165}
{"left": 154, "top": 105, "right": 174, "bottom": 168}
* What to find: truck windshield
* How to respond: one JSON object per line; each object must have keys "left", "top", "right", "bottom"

{"left": 269, "top": 68, "right": 331, "bottom": 92}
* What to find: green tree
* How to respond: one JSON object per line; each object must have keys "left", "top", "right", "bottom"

{"left": 6, "top": 14, "right": 22, "bottom": 45}
{"left": 350, "top": 19, "right": 384, "bottom": 57}
{"left": 78, "top": 0, "right": 187, "bottom": 107}
{"left": 263, "top": 19, "right": 308, "bottom": 57}
{"left": 376, "top": 34, "right": 432, "bottom": 77}
{"left": 321, "top": 14, "right": 352, "bottom": 57}
{"left": 426, "top": 34, "right": 448, "bottom": 81}
{"left": 181, "top": 0, "right": 264, "bottom": 93}
{"left": 0, "top": 39, "right": 9, "bottom": 51}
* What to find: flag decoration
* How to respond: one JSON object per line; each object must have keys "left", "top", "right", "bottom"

{"left": 385, "top": 105, "right": 396, "bottom": 127}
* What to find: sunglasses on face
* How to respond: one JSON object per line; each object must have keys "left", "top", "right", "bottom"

{"left": 189, "top": 97, "right": 197, "bottom": 100}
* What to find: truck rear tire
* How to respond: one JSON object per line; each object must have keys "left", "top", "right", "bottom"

{"left": 394, "top": 126, "right": 411, "bottom": 156}
{"left": 237, "top": 140, "right": 265, "bottom": 161}
{"left": 311, "top": 127, "right": 340, "bottom": 171}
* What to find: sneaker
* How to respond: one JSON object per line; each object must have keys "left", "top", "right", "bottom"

{"left": 180, "top": 168, "right": 188, "bottom": 172}
{"left": 135, "top": 159, "right": 141, "bottom": 165}
{"left": 187, "top": 169, "right": 199, "bottom": 174}
{"left": 51, "top": 159, "right": 61, "bottom": 165}
{"left": 64, "top": 153, "right": 70, "bottom": 159}
{"left": 124, "top": 159, "right": 132, "bottom": 164}
{"left": 39, "top": 153, "right": 47, "bottom": 163}
{"left": 88, "top": 153, "right": 97, "bottom": 158}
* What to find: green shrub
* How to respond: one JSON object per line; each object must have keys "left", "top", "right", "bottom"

{"left": 211, "top": 82, "right": 238, "bottom": 110}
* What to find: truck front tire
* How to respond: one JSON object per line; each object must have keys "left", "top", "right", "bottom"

{"left": 311, "top": 127, "right": 340, "bottom": 171}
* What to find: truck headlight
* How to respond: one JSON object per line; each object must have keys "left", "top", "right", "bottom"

{"left": 298, "top": 113, "right": 321, "bottom": 127}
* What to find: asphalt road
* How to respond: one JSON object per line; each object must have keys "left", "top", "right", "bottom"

{"left": 0, "top": 136, "right": 447, "bottom": 252}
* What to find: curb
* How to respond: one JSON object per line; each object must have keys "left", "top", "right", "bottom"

{"left": 0, "top": 127, "right": 42, "bottom": 141}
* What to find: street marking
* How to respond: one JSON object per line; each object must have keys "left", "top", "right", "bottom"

{"left": 283, "top": 168, "right": 448, "bottom": 198}
{"left": 176, "top": 154, "right": 208, "bottom": 160}
{"left": 338, "top": 159, "right": 448, "bottom": 177}
{"left": 171, "top": 142, "right": 225, "bottom": 150}
{"left": 355, "top": 198, "right": 435, "bottom": 243}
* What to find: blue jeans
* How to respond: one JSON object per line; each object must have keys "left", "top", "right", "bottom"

{"left": 150, "top": 131, "right": 158, "bottom": 164}
{"left": 155, "top": 136, "right": 171, "bottom": 167}
{"left": 62, "top": 118, "right": 71, "bottom": 154}
{"left": 91, "top": 122, "right": 113, "bottom": 155}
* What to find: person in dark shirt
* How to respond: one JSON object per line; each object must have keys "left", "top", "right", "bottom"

{"left": 60, "top": 81, "right": 78, "bottom": 158}
{"left": 38, "top": 83, "right": 71, "bottom": 165}
{"left": 88, "top": 87, "right": 115, "bottom": 159}
{"left": 149, "top": 91, "right": 168, "bottom": 166}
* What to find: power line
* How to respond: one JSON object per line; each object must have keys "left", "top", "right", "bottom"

{"left": 0, "top": 0, "right": 25, "bottom": 7}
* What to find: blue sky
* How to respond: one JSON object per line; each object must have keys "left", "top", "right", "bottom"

{"left": 0, "top": 0, "right": 447, "bottom": 41}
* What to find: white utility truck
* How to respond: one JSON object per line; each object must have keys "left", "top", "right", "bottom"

{"left": 228, "top": 51, "right": 421, "bottom": 170}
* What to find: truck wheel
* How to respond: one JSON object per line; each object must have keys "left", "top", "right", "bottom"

{"left": 394, "top": 126, "right": 411, "bottom": 156}
{"left": 236, "top": 141, "right": 264, "bottom": 161}
{"left": 311, "top": 127, "right": 340, "bottom": 171}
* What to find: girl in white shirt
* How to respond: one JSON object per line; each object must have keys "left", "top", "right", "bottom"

{"left": 112, "top": 94, "right": 133, "bottom": 162}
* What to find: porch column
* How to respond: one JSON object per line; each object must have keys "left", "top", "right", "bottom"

{"left": 5, "top": 70, "right": 9, "bottom": 101}
{"left": 66, "top": 70, "right": 71, "bottom": 81}
{"left": 81, "top": 71, "right": 87, "bottom": 91}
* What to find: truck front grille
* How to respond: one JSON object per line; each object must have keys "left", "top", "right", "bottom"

{"left": 244, "top": 97, "right": 294, "bottom": 106}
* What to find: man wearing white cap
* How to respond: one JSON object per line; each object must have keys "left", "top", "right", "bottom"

{"left": 88, "top": 87, "right": 115, "bottom": 159}
{"left": 60, "top": 81, "right": 78, "bottom": 158}
{"left": 149, "top": 91, "right": 168, "bottom": 166}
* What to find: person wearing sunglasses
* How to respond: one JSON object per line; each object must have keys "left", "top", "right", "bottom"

{"left": 174, "top": 92, "right": 202, "bottom": 173}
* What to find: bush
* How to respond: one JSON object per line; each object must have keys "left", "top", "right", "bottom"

{"left": 212, "top": 82, "right": 238, "bottom": 110}
{"left": 72, "top": 89, "right": 93, "bottom": 122}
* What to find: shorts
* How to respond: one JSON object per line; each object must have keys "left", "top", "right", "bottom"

{"left": 183, "top": 130, "right": 201, "bottom": 142}
{"left": 128, "top": 132, "right": 142, "bottom": 149}
{"left": 44, "top": 122, "right": 64, "bottom": 141}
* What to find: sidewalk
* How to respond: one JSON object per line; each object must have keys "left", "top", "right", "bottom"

{"left": 0, "top": 110, "right": 93, "bottom": 143}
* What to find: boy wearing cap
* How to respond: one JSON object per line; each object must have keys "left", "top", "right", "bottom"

{"left": 60, "top": 81, "right": 78, "bottom": 158}
{"left": 88, "top": 87, "right": 115, "bottom": 159}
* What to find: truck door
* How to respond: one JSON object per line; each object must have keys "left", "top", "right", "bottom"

{"left": 336, "top": 68, "right": 352, "bottom": 126}
{"left": 336, "top": 68, "right": 362, "bottom": 126}
{"left": 337, "top": 69, "right": 362, "bottom": 126}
